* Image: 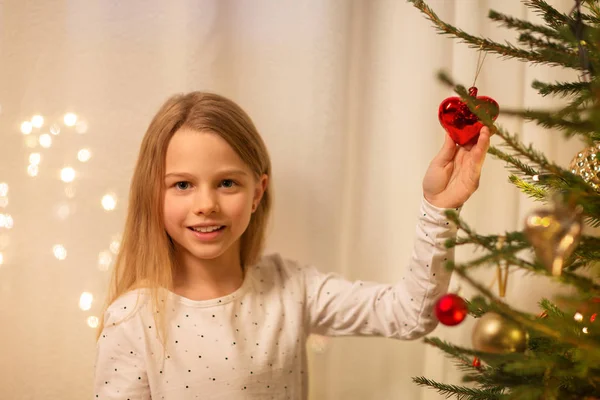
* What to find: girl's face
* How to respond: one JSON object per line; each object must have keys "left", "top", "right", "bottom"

{"left": 163, "top": 128, "right": 267, "bottom": 268}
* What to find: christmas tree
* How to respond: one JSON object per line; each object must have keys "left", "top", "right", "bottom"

{"left": 409, "top": 1, "right": 600, "bottom": 399}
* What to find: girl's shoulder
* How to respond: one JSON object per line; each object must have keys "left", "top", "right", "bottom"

{"left": 253, "top": 252, "right": 313, "bottom": 282}
{"left": 104, "top": 288, "right": 154, "bottom": 326}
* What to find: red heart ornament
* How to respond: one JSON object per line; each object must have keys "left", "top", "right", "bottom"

{"left": 438, "top": 87, "right": 499, "bottom": 145}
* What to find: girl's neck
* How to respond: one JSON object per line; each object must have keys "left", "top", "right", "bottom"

{"left": 172, "top": 251, "right": 244, "bottom": 301}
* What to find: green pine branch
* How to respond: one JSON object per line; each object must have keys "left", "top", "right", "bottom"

{"left": 409, "top": 0, "right": 586, "bottom": 71}
{"left": 412, "top": 376, "right": 504, "bottom": 400}
{"left": 488, "top": 9, "right": 563, "bottom": 40}
{"left": 532, "top": 80, "right": 591, "bottom": 97}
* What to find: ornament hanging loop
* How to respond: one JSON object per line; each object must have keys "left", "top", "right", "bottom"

{"left": 472, "top": 45, "right": 488, "bottom": 89}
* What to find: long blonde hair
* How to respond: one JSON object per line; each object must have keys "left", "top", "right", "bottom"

{"left": 96, "top": 92, "right": 273, "bottom": 345}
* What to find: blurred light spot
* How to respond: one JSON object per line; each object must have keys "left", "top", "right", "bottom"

{"left": 57, "top": 203, "right": 71, "bottom": 220}
{"left": 109, "top": 234, "right": 122, "bottom": 254}
{"left": 583, "top": 326, "right": 589, "bottom": 334}
{"left": 27, "top": 164, "right": 39, "bottom": 177}
{"left": 87, "top": 316, "right": 99, "bottom": 328}
{"left": 0, "top": 252, "right": 3, "bottom": 265}
{"left": 53, "top": 244, "right": 67, "bottom": 260}
{"left": 60, "top": 167, "right": 76, "bottom": 183}
{"left": 574, "top": 312, "right": 584, "bottom": 322}
{"left": 0, "top": 234, "right": 10, "bottom": 248}
{"left": 65, "top": 185, "right": 76, "bottom": 198}
{"left": 79, "top": 292, "right": 93, "bottom": 311}
{"left": 77, "top": 148, "right": 92, "bottom": 162}
{"left": 21, "top": 121, "right": 32, "bottom": 135}
{"left": 98, "top": 251, "right": 113, "bottom": 271}
{"left": 0, "top": 214, "right": 13, "bottom": 229}
{"left": 102, "top": 193, "right": 117, "bottom": 211}
{"left": 39, "top": 133, "right": 52, "bottom": 148}
{"left": 31, "top": 115, "right": 44, "bottom": 128}
{"left": 64, "top": 113, "right": 77, "bottom": 127}
{"left": 29, "top": 153, "right": 41, "bottom": 165}
{"left": 0, "top": 183, "right": 7, "bottom": 196}
{"left": 0, "top": 197, "right": 7, "bottom": 208}
{"left": 50, "top": 124, "right": 61, "bottom": 135}
{"left": 25, "top": 135, "right": 38, "bottom": 148}
{"left": 75, "top": 120, "right": 88, "bottom": 134}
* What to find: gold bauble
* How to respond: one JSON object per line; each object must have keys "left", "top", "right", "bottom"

{"left": 472, "top": 312, "right": 528, "bottom": 354}
{"left": 570, "top": 144, "right": 600, "bottom": 190}
{"left": 523, "top": 201, "right": 582, "bottom": 276}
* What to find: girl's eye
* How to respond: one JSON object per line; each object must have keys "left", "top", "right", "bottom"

{"left": 220, "top": 179, "right": 236, "bottom": 189}
{"left": 175, "top": 181, "right": 191, "bottom": 190}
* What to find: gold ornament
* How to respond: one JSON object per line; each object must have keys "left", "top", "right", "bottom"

{"left": 570, "top": 144, "right": 600, "bottom": 190}
{"left": 472, "top": 312, "right": 528, "bottom": 354}
{"left": 495, "top": 236, "right": 509, "bottom": 297}
{"left": 523, "top": 200, "right": 582, "bottom": 276}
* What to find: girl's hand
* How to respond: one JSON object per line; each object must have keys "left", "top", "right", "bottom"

{"left": 422, "top": 126, "right": 491, "bottom": 209}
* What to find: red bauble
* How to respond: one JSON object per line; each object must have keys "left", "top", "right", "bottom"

{"left": 438, "top": 86, "right": 499, "bottom": 146}
{"left": 435, "top": 293, "right": 468, "bottom": 326}
{"left": 472, "top": 357, "right": 481, "bottom": 368}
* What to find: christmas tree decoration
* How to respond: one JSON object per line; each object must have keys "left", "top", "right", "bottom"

{"left": 495, "top": 236, "right": 509, "bottom": 298}
{"left": 570, "top": 144, "right": 600, "bottom": 191}
{"left": 523, "top": 200, "right": 583, "bottom": 276}
{"left": 438, "top": 86, "right": 499, "bottom": 145}
{"left": 434, "top": 293, "right": 468, "bottom": 326}
{"left": 410, "top": 0, "right": 600, "bottom": 397}
{"left": 472, "top": 312, "right": 529, "bottom": 354}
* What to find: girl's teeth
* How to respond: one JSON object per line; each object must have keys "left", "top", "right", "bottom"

{"left": 194, "top": 226, "right": 221, "bottom": 233}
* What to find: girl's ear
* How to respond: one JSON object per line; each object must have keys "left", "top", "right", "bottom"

{"left": 253, "top": 174, "right": 269, "bottom": 210}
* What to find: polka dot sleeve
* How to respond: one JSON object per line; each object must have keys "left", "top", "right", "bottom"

{"left": 301, "top": 196, "right": 459, "bottom": 340}
{"left": 93, "top": 299, "right": 151, "bottom": 400}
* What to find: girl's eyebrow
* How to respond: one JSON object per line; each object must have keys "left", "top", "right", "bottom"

{"left": 165, "top": 169, "right": 249, "bottom": 179}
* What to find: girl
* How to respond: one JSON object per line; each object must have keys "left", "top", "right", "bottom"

{"left": 94, "top": 91, "right": 490, "bottom": 399}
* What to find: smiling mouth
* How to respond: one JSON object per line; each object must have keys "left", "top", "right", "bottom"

{"left": 188, "top": 226, "right": 226, "bottom": 233}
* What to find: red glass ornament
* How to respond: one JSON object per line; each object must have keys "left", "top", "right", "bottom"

{"left": 438, "top": 86, "right": 499, "bottom": 146}
{"left": 472, "top": 357, "right": 481, "bottom": 368}
{"left": 591, "top": 313, "right": 597, "bottom": 323}
{"left": 434, "top": 293, "right": 468, "bottom": 326}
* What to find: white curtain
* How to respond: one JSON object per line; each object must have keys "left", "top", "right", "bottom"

{"left": 0, "top": 0, "right": 579, "bottom": 399}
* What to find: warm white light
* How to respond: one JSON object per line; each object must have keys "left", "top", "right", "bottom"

{"left": 79, "top": 292, "right": 93, "bottom": 311}
{"left": 0, "top": 197, "right": 7, "bottom": 208}
{"left": 50, "top": 124, "right": 61, "bottom": 135}
{"left": 0, "top": 183, "right": 7, "bottom": 196}
{"left": 39, "top": 134, "right": 52, "bottom": 148}
{"left": 31, "top": 115, "right": 44, "bottom": 128}
{"left": 0, "top": 252, "right": 3, "bottom": 265}
{"left": 77, "top": 148, "right": 91, "bottom": 162}
{"left": 583, "top": 327, "right": 589, "bottom": 334}
{"left": 75, "top": 120, "right": 88, "bottom": 134}
{"left": 98, "top": 251, "right": 112, "bottom": 271}
{"left": 65, "top": 185, "right": 76, "bottom": 198}
{"left": 27, "top": 164, "right": 39, "bottom": 177}
{"left": 102, "top": 194, "right": 117, "bottom": 211}
{"left": 53, "top": 244, "right": 67, "bottom": 260}
{"left": 24, "top": 135, "right": 38, "bottom": 148}
{"left": 4, "top": 215, "right": 13, "bottom": 229}
{"left": 60, "top": 167, "right": 76, "bottom": 183}
{"left": 29, "top": 153, "right": 41, "bottom": 165}
{"left": 87, "top": 316, "right": 99, "bottom": 328}
{"left": 574, "top": 312, "right": 584, "bottom": 322}
{"left": 109, "top": 235, "right": 121, "bottom": 254}
{"left": 57, "top": 203, "right": 71, "bottom": 220}
{"left": 64, "top": 113, "right": 77, "bottom": 126}
{"left": 20, "top": 121, "right": 32, "bottom": 135}
{"left": 0, "top": 214, "right": 13, "bottom": 229}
